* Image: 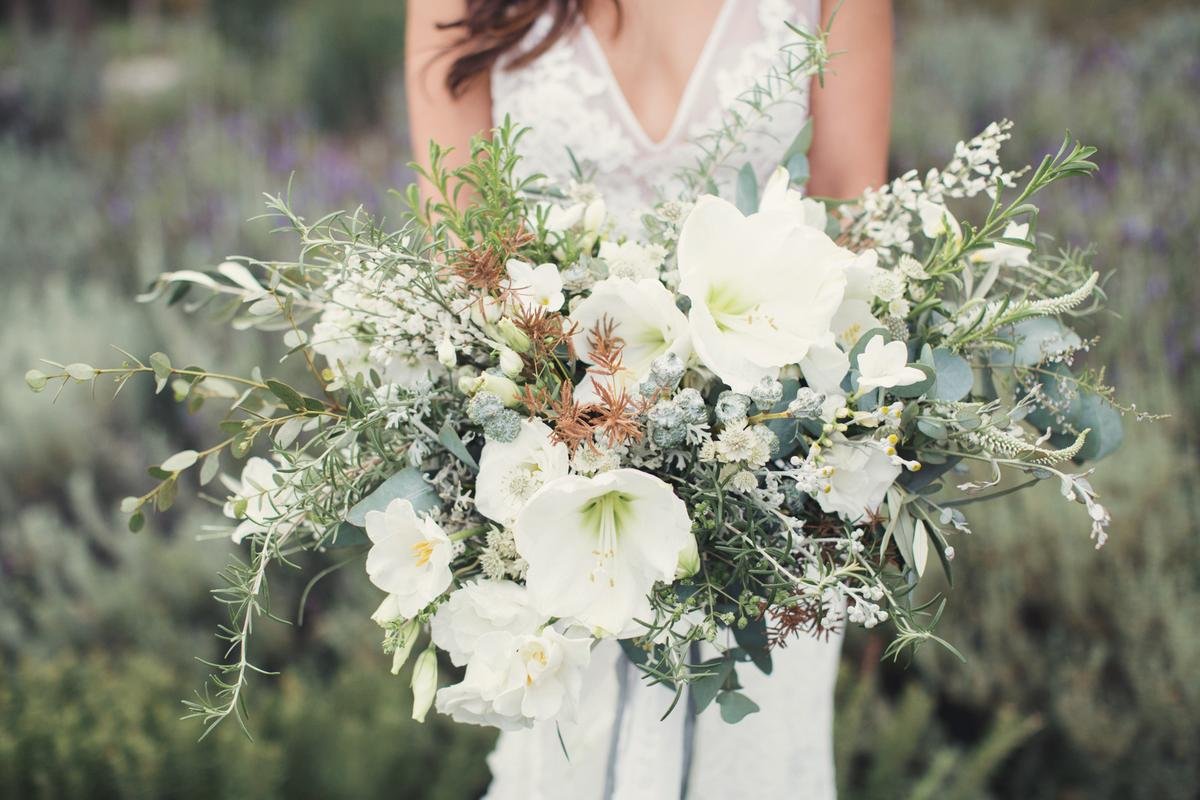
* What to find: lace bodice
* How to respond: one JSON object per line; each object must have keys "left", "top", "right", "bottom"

{"left": 491, "top": 0, "right": 821, "bottom": 226}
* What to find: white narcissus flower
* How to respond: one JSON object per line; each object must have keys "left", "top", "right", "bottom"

{"left": 364, "top": 498, "right": 453, "bottom": 618}
{"left": 221, "top": 457, "right": 296, "bottom": 544}
{"left": 676, "top": 195, "right": 850, "bottom": 392}
{"left": 504, "top": 259, "right": 564, "bottom": 312}
{"left": 758, "top": 166, "right": 828, "bottom": 230}
{"left": 816, "top": 435, "right": 902, "bottom": 522}
{"left": 514, "top": 469, "right": 695, "bottom": 637}
{"left": 430, "top": 580, "right": 545, "bottom": 667}
{"left": 855, "top": 334, "right": 927, "bottom": 393}
{"left": 435, "top": 627, "right": 591, "bottom": 730}
{"left": 569, "top": 277, "right": 691, "bottom": 402}
{"left": 475, "top": 419, "right": 569, "bottom": 526}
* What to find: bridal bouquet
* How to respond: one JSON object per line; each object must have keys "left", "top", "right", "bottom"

{"left": 28, "top": 29, "right": 1141, "bottom": 735}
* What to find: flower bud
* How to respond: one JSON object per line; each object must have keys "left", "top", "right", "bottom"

{"left": 496, "top": 317, "right": 531, "bottom": 353}
{"left": 499, "top": 347, "right": 524, "bottom": 378}
{"left": 461, "top": 371, "right": 522, "bottom": 408}
{"left": 436, "top": 335, "right": 456, "bottom": 368}
{"left": 410, "top": 646, "right": 438, "bottom": 723}
{"left": 390, "top": 619, "right": 421, "bottom": 675}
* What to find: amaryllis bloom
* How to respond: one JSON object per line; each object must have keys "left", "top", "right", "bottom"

{"left": 568, "top": 277, "right": 691, "bottom": 402}
{"left": 475, "top": 419, "right": 569, "bottom": 526}
{"left": 504, "top": 259, "right": 564, "bottom": 312}
{"left": 855, "top": 334, "right": 926, "bottom": 393}
{"left": 676, "top": 195, "right": 851, "bottom": 392}
{"left": 430, "top": 580, "right": 546, "bottom": 666}
{"left": 513, "top": 469, "right": 695, "bottom": 637}
{"left": 758, "top": 166, "right": 828, "bottom": 230}
{"left": 815, "top": 435, "right": 902, "bottom": 522}
{"left": 364, "top": 498, "right": 453, "bottom": 618}
{"left": 221, "top": 456, "right": 296, "bottom": 544}
{"left": 434, "top": 627, "right": 592, "bottom": 731}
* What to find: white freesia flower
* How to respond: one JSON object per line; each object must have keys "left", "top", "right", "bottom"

{"left": 917, "top": 198, "right": 963, "bottom": 241}
{"left": 221, "top": 457, "right": 296, "bottom": 544}
{"left": 972, "top": 222, "right": 1031, "bottom": 267}
{"left": 816, "top": 435, "right": 902, "bottom": 522}
{"left": 504, "top": 259, "right": 564, "bottom": 312}
{"left": 430, "top": 580, "right": 545, "bottom": 667}
{"left": 799, "top": 334, "right": 850, "bottom": 394}
{"left": 434, "top": 627, "right": 592, "bottom": 730}
{"left": 855, "top": 334, "right": 927, "bottom": 393}
{"left": 514, "top": 469, "right": 695, "bottom": 636}
{"left": 569, "top": 277, "right": 691, "bottom": 402}
{"left": 598, "top": 240, "right": 667, "bottom": 281}
{"left": 677, "top": 195, "right": 850, "bottom": 392}
{"left": 758, "top": 166, "right": 828, "bottom": 229}
{"left": 475, "top": 419, "right": 569, "bottom": 526}
{"left": 364, "top": 498, "right": 453, "bottom": 618}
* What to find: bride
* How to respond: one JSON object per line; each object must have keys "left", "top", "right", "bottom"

{"left": 405, "top": 1, "right": 892, "bottom": 796}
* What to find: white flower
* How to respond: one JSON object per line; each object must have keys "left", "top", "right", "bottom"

{"left": 758, "top": 166, "right": 828, "bottom": 229}
{"left": 504, "top": 259, "right": 564, "bottom": 312}
{"left": 411, "top": 646, "right": 438, "bottom": 722}
{"left": 972, "top": 222, "right": 1031, "bottom": 267}
{"left": 364, "top": 498, "right": 453, "bottom": 618}
{"left": 815, "top": 435, "right": 902, "bottom": 521}
{"left": 569, "top": 277, "right": 691, "bottom": 402}
{"left": 310, "top": 285, "right": 435, "bottom": 389}
{"left": 434, "top": 627, "right": 592, "bottom": 731}
{"left": 917, "top": 198, "right": 963, "bottom": 241}
{"left": 430, "top": 580, "right": 545, "bottom": 667}
{"left": 221, "top": 457, "right": 296, "bottom": 544}
{"left": 475, "top": 419, "right": 570, "bottom": 526}
{"left": 677, "top": 195, "right": 849, "bottom": 391}
{"left": 498, "top": 346, "right": 523, "bottom": 378}
{"left": 514, "top": 469, "right": 695, "bottom": 637}
{"left": 799, "top": 335, "right": 851, "bottom": 394}
{"left": 831, "top": 299, "right": 881, "bottom": 351}
{"left": 598, "top": 240, "right": 666, "bottom": 281}
{"left": 855, "top": 334, "right": 926, "bottom": 393}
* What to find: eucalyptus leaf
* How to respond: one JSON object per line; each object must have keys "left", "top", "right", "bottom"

{"left": 266, "top": 379, "right": 305, "bottom": 413}
{"left": 716, "top": 691, "right": 760, "bottom": 724}
{"left": 199, "top": 453, "right": 220, "bottom": 486}
{"left": 327, "top": 521, "right": 370, "bottom": 548}
{"left": 439, "top": 424, "right": 479, "bottom": 471}
{"left": 735, "top": 162, "right": 759, "bottom": 214}
{"left": 931, "top": 348, "right": 973, "bottom": 401}
{"left": 345, "top": 467, "right": 441, "bottom": 527}
{"left": 690, "top": 657, "right": 735, "bottom": 715}
{"left": 149, "top": 352, "right": 172, "bottom": 393}
{"left": 731, "top": 616, "right": 773, "bottom": 676}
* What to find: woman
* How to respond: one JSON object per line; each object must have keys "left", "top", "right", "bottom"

{"left": 405, "top": 1, "right": 892, "bottom": 797}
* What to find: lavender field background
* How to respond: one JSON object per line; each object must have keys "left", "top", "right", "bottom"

{"left": 1, "top": 1, "right": 1197, "bottom": 798}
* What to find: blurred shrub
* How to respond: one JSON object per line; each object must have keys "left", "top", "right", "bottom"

{"left": 0, "top": 33, "right": 100, "bottom": 143}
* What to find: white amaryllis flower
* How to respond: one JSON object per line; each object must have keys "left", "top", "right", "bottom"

{"left": 514, "top": 469, "right": 695, "bottom": 637}
{"left": 364, "top": 498, "right": 453, "bottom": 618}
{"left": 855, "top": 334, "right": 926, "bottom": 393}
{"left": 475, "top": 419, "right": 569, "bottom": 526}
{"left": 569, "top": 277, "right": 691, "bottom": 402}
{"left": 221, "top": 457, "right": 296, "bottom": 544}
{"left": 758, "top": 166, "right": 828, "bottom": 229}
{"left": 676, "top": 195, "right": 850, "bottom": 392}
{"left": 504, "top": 259, "right": 564, "bottom": 312}
{"left": 816, "top": 435, "right": 902, "bottom": 522}
{"left": 430, "top": 580, "right": 546, "bottom": 667}
{"left": 434, "top": 627, "right": 592, "bottom": 730}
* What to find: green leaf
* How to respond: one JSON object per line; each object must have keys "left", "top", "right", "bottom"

{"left": 65, "top": 363, "right": 96, "bottom": 381}
{"left": 128, "top": 512, "right": 145, "bottom": 533}
{"left": 931, "top": 348, "right": 973, "bottom": 401}
{"left": 161, "top": 450, "right": 199, "bottom": 472}
{"left": 25, "top": 369, "right": 48, "bottom": 392}
{"left": 155, "top": 477, "right": 177, "bottom": 512}
{"left": 735, "top": 162, "right": 759, "bottom": 215}
{"left": 782, "top": 119, "right": 813, "bottom": 161}
{"left": 438, "top": 424, "right": 479, "bottom": 471}
{"left": 1070, "top": 393, "right": 1124, "bottom": 461}
{"left": 149, "top": 352, "right": 172, "bottom": 394}
{"left": 345, "top": 467, "right": 441, "bottom": 527}
{"left": 199, "top": 453, "right": 220, "bottom": 486}
{"left": 731, "top": 616, "right": 773, "bottom": 676}
{"left": 266, "top": 379, "right": 305, "bottom": 413}
{"left": 784, "top": 152, "right": 809, "bottom": 185}
{"left": 717, "top": 691, "right": 760, "bottom": 724}
{"left": 690, "top": 657, "right": 735, "bottom": 715}
{"left": 327, "top": 521, "right": 370, "bottom": 548}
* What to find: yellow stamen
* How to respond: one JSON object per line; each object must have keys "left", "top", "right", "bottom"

{"left": 412, "top": 540, "right": 436, "bottom": 567}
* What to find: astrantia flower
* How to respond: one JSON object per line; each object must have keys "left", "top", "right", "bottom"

{"left": 815, "top": 435, "right": 902, "bottom": 522}
{"left": 475, "top": 419, "right": 569, "bottom": 526}
{"left": 676, "top": 195, "right": 850, "bottom": 392}
{"left": 430, "top": 580, "right": 545, "bottom": 666}
{"left": 434, "top": 627, "right": 592, "bottom": 731}
{"left": 855, "top": 334, "right": 927, "bottom": 393}
{"left": 221, "top": 457, "right": 296, "bottom": 544}
{"left": 504, "top": 259, "right": 564, "bottom": 312}
{"left": 569, "top": 277, "right": 691, "bottom": 402}
{"left": 364, "top": 498, "right": 453, "bottom": 618}
{"left": 598, "top": 240, "right": 667, "bottom": 281}
{"left": 514, "top": 469, "right": 695, "bottom": 637}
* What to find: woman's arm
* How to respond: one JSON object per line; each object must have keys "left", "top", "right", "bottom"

{"left": 405, "top": 1, "right": 494, "bottom": 201}
{"left": 806, "top": 0, "right": 893, "bottom": 199}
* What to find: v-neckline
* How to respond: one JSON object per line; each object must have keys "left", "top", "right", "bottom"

{"left": 580, "top": 0, "right": 737, "bottom": 151}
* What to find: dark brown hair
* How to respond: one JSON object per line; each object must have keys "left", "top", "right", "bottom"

{"left": 439, "top": 0, "right": 619, "bottom": 97}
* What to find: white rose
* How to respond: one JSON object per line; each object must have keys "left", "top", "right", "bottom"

{"left": 364, "top": 498, "right": 453, "bottom": 618}
{"left": 475, "top": 419, "right": 570, "bottom": 526}
{"left": 816, "top": 435, "right": 902, "bottom": 522}
{"left": 430, "top": 580, "right": 546, "bottom": 667}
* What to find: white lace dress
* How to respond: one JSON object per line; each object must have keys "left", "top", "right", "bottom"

{"left": 486, "top": 1, "right": 842, "bottom": 797}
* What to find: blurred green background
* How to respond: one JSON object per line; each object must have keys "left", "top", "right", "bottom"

{"left": 1, "top": 1, "right": 1197, "bottom": 798}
